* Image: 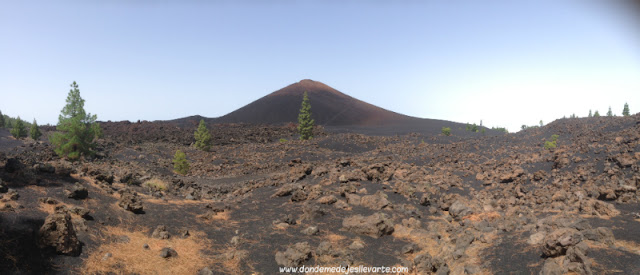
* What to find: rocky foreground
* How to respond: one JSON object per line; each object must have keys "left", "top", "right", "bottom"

{"left": 1, "top": 116, "right": 639, "bottom": 274}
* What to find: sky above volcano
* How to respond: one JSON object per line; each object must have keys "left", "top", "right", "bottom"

{"left": 1, "top": 1, "right": 639, "bottom": 132}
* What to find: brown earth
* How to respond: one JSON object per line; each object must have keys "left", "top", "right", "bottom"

{"left": 1, "top": 114, "right": 639, "bottom": 274}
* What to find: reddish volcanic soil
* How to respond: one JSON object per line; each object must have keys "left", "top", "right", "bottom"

{"left": 1, "top": 114, "right": 640, "bottom": 274}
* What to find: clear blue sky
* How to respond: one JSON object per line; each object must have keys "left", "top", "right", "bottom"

{"left": 2, "top": 1, "right": 639, "bottom": 132}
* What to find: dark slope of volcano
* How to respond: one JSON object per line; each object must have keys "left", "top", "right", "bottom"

{"left": 170, "top": 79, "right": 492, "bottom": 136}
{"left": 216, "top": 79, "right": 413, "bottom": 126}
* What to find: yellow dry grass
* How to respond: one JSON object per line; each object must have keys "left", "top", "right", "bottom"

{"left": 146, "top": 198, "right": 211, "bottom": 206}
{"left": 614, "top": 240, "right": 640, "bottom": 255}
{"left": 325, "top": 233, "right": 347, "bottom": 244}
{"left": 38, "top": 201, "right": 73, "bottom": 215}
{"left": 392, "top": 224, "right": 443, "bottom": 257}
{"left": 211, "top": 246, "right": 253, "bottom": 274}
{"left": 462, "top": 211, "right": 501, "bottom": 222}
{"left": 83, "top": 226, "right": 213, "bottom": 275}
{"left": 0, "top": 201, "right": 18, "bottom": 212}
{"left": 143, "top": 179, "right": 167, "bottom": 191}
{"left": 24, "top": 185, "right": 48, "bottom": 195}
{"left": 198, "top": 210, "right": 231, "bottom": 222}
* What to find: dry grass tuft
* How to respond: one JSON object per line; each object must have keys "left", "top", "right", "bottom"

{"left": 463, "top": 211, "right": 502, "bottom": 222}
{"left": 0, "top": 201, "right": 19, "bottom": 212}
{"left": 84, "top": 226, "right": 213, "bottom": 274}
{"left": 38, "top": 201, "right": 73, "bottom": 215}
{"left": 143, "top": 178, "right": 167, "bottom": 191}
{"left": 326, "top": 233, "right": 347, "bottom": 244}
{"left": 146, "top": 198, "right": 211, "bottom": 206}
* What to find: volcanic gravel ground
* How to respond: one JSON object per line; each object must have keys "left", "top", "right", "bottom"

{"left": 1, "top": 114, "right": 640, "bottom": 274}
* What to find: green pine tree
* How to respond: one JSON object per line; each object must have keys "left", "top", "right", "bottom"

{"left": 297, "top": 91, "right": 314, "bottom": 140}
{"left": 607, "top": 106, "right": 613, "bottom": 117}
{"left": 10, "top": 117, "right": 27, "bottom": 139}
{"left": 50, "top": 81, "right": 103, "bottom": 160}
{"left": 594, "top": 110, "right": 600, "bottom": 117}
{"left": 588, "top": 110, "right": 592, "bottom": 118}
{"left": 194, "top": 119, "right": 212, "bottom": 151}
{"left": 0, "top": 110, "right": 4, "bottom": 128}
{"left": 30, "top": 119, "right": 42, "bottom": 140}
{"left": 623, "top": 103, "right": 630, "bottom": 116}
{"left": 173, "top": 150, "right": 190, "bottom": 175}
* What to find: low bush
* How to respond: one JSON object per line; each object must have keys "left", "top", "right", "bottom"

{"left": 544, "top": 134, "right": 559, "bottom": 150}
{"left": 144, "top": 179, "right": 167, "bottom": 191}
{"left": 441, "top": 127, "right": 451, "bottom": 136}
{"left": 173, "top": 150, "right": 190, "bottom": 175}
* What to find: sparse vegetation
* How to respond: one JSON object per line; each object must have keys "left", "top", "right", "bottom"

{"left": 279, "top": 138, "right": 288, "bottom": 143}
{"left": 544, "top": 134, "right": 559, "bottom": 150}
{"left": 623, "top": 103, "right": 630, "bottom": 116}
{"left": 441, "top": 127, "right": 451, "bottom": 136}
{"left": 30, "top": 119, "right": 42, "bottom": 140}
{"left": 491, "top": 127, "right": 508, "bottom": 133}
{"left": 0, "top": 110, "right": 4, "bottom": 128}
{"left": 297, "top": 91, "right": 314, "bottom": 140}
{"left": 594, "top": 110, "right": 600, "bottom": 117}
{"left": 144, "top": 179, "right": 167, "bottom": 191}
{"left": 194, "top": 119, "right": 212, "bottom": 151}
{"left": 607, "top": 106, "right": 613, "bottom": 117}
{"left": 10, "top": 117, "right": 27, "bottom": 139}
{"left": 50, "top": 81, "right": 103, "bottom": 160}
{"left": 521, "top": 125, "right": 538, "bottom": 131}
{"left": 173, "top": 150, "right": 190, "bottom": 175}
{"left": 588, "top": 109, "right": 592, "bottom": 117}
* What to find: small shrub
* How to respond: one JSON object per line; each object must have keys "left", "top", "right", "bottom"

{"left": 279, "top": 138, "right": 288, "bottom": 143}
{"left": 297, "top": 91, "right": 314, "bottom": 140}
{"left": 194, "top": 119, "right": 212, "bottom": 151}
{"left": 172, "top": 150, "right": 190, "bottom": 175}
{"left": 544, "top": 134, "right": 559, "bottom": 150}
{"left": 441, "top": 127, "right": 451, "bottom": 136}
{"left": 144, "top": 179, "right": 166, "bottom": 191}
{"left": 50, "top": 81, "right": 102, "bottom": 160}
{"left": 30, "top": 119, "right": 42, "bottom": 140}
{"left": 623, "top": 103, "right": 630, "bottom": 116}
{"left": 10, "top": 117, "right": 27, "bottom": 139}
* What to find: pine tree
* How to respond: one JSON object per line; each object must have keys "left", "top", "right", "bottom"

{"left": 10, "top": 117, "right": 27, "bottom": 139}
{"left": 30, "top": 119, "right": 42, "bottom": 140}
{"left": 50, "top": 81, "right": 103, "bottom": 160}
{"left": 607, "top": 106, "right": 613, "bottom": 117}
{"left": 297, "top": 91, "right": 314, "bottom": 140}
{"left": 594, "top": 110, "right": 600, "bottom": 117}
{"left": 173, "top": 150, "right": 190, "bottom": 175}
{"left": 0, "top": 110, "right": 4, "bottom": 128}
{"left": 588, "top": 110, "right": 592, "bottom": 118}
{"left": 194, "top": 119, "right": 212, "bottom": 151}
{"left": 623, "top": 103, "right": 630, "bottom": 116}
{"left": 539, "top": 120, "right": 543, "bottom": 127}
